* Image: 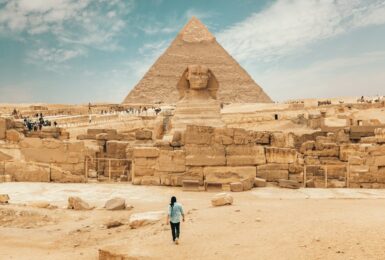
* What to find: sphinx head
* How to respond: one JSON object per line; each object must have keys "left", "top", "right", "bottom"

{"left": 186, "top": 64, "right": 209, "bottom": 90}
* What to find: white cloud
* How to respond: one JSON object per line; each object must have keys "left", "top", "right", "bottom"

{"left": 0, "top": 0, "right": 134, "bottom": 60}
{"left": 217, "top": 0, "right": 385, "bottom": 63}
{"left": 256, "top": 51, "right": 385, "bottom": 101}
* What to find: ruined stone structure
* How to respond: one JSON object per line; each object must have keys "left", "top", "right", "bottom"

{"left": 123, "top": 17, "right": 272, "bottom": 104}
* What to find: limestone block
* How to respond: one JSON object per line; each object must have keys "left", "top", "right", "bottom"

{"left": 6, "top": 129, "right": 23, "bottom": 143}
{"left": 278, "top": 179, "right": 300, "bottom": 189}
{"left": 305, "top": 147, "right": 339, "bottom": 158}
{"left": 133, "top": 147, "right": 159, "bottom": 158}
{"left": 339, "top": 144, "right": 368, "bottom": 161}
{"left": 304, "top": 156, "right": 320, "bottom": 165}
{"left": 5, "top": 161, "right": 50, "bottom": 182}
{"left": 87, "top": 129, "right": 117, "bottom": 138}
{"left": 374, "top": 156, "right": 385, "bottom": 166}
{"left": 325, "top": 165, "right": 346, "bottom": 179}
{"left": 288, "top": 164, "right": 303, "bottom": 174}
{"left": 157, "top": 150, "right": 185, "bottom": 172}
{"left": 50, "top": 166, "right": 84, "bottom": 183}
{"left": 319, "top": 156, "right": 343, "bottom": 165}
{"left": 129, "top": 211, "right": 165, "bottom": 229}
{"left": 135, "top": 129, "right": 152, "bottom": 140}
{"left": 300, "top": 141, "right": 315, "bottom": 153}
{"left": 211, "top": 193, "right": 233, "bottom": 206}
{"left": 185, "top": 125, "right": 214, "bottom": 145}
{"left": 185, "top": 144, "right": 226, "bottom": 166}
{"left": 106, "top": 141, "right": 129, "bottom": 159}
{"left": 141, "top": 176, "right": 161, "bottom": 185}
{"left": 257, "top": 164, "right": 289, "bottom": 181}
{"left": 0, "top": 194, "right": 9, "bottom": 204}
{"left": 230, "top": 182, "right": 243, "bottom": 192}
{"left": 67, "top": 196, "right": 93, "bottom": 210}
{"left": 42, "top": 138, "right": 62, "bottom": 149}
{"left": 171, "top": 131, "right": 183, "bottom": 147}
{"left": 348, "top": 156, "right": 365, "bottom": 165}
{"left": 327, "top": 179, "right": 346, "bottom": 188}
{"left": 214, "top": 128, "right": 234, "bottom": 145}
{"left": 253, "top": 131, "right": 271, "bottom": 145}
{"left": 242, "top": 178, "right": 254, "bottom": 191}
{"left": 226, "top": 144, "right": 265, "bottom": 166}
{"left": 233, "top": 128, "right": 254, "bottom": 145}
{"left": 265, "top": 147, "right": 297, "bottom": 164}
{"left": 0, "top": 151, "right": 12, "bottom": 161}
{"left": 270, "top": 132, "right": 286, "bottom": 148}
{"left": 19, "top": 137, "right": 43, "bottom": 148}
{"left": 132, "top": 177, "right": 142, "bottom": 185}
{"left": 133, "top": 166, "right": 155, "bottom": 177}
{"left": 254, "top": 177, "right": 267, "bottom": 187}
{"left": 104, "top": 198, "right": 126, "bottom": 210}
{"left": 203, "top": 166, "right": 256, "bottom": 184}
{"left": 0, "top": 117, "right": 6, "bottom": 139}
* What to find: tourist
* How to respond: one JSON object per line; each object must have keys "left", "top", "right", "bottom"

{"left": 166, "top": 196, "right": 185, "bottom": 245}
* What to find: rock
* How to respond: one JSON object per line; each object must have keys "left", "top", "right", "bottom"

{"left": 278, "top": 179, "right": 300, "bottom": 189}
{"left": 105, "top": 220, "right": 123, "bottom": 229}
{"left": 254, "top": 177, "right": 267, "bottom": 187}
{"left": 0, "top": 194, "right": 10, "bottom": 204}
{"left": 230, "top": 182, "right": 243, "bottom": 192}
{"left": 211, "top": 193, "right": 233, "bottom": 207}
{"left": 105, "top": 198, "right": 126, "bottom": 210}
{"left": 128, "top": 211, "right": 165, "bottom": 229}
{"left": 88, "top": 169, "right": 97, "bottom": 178}
{"left": 30, "top": 201, "right": 50, "bottom": 208}
{"left": 67, "top": 196, "right": 93, "bottom": 210}
{"left": 135, "top": 130, "right": 152, "bottom": 140}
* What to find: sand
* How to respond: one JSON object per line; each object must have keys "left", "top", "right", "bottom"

{"left": 1, "top": 183, "right": 385, "bottom": 259}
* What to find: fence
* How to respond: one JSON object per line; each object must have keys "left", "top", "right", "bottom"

{"left": 84, "top": 157, "right": 132, "bottom": 182}
{"left": 303, "top": 164, "right": 350, "bottom": 188}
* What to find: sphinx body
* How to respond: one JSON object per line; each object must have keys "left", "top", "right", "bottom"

{"left": 171, "top": 64, "right": 224, "bottom": 132}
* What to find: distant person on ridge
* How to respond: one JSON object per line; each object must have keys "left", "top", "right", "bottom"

{"left": 166, "top": 196, "right": 185, "bottom": 245}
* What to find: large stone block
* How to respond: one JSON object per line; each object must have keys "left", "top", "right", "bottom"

{"left": 133, "top": 147, "right": 159, "bottom": 158}
{"left": 213, "top": 128, "right": 234, "bottom": 145}
{"left": 141, "top": 176, "right": 161, "bottom": 186}
{"left": 226, "top": 144, "right": 265, "bottom": 166}
{"left": 6, "top": 129, "right": 23, "bottom": 143}
{"left": 157, "top": 150, "right": 185, "bottom": 172}
{"left": 185, "top": 144, "right": 226, "bottom": 166}
{"left": 185, "top": 125, "right": 214, "bottom": 145}
{"left": 0, "top": 117, "right": 6, "bottom": 139}
{"left": 203, "top": 166, "right": 256, "bottom": 184}
{"left": 106, "top": 141, "right": 129, "bottom": 159}
{"left": 265, "top": 147, "right": 297, "bottom": 164}
{"left": 5, "top": 161, "right": 50, "bottom": 182}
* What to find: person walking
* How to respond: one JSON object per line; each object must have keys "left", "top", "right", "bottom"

{"left": 166, "top": 196, "right": 185, "bottom": 244}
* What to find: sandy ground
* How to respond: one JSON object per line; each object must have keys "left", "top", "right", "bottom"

{"left": 1, "top": 183, "right": 385, "bottom": 260}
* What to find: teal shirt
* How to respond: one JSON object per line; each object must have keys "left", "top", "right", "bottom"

{"left": 168, "top": 202, "right": 184, "bottom": 223}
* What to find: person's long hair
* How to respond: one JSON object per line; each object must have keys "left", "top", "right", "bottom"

{"left": 170, "top": 196, "right": 177, "bottom": 216}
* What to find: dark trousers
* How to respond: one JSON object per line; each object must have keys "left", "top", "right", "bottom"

{"left": 170, "top": 222, "right": 180, "bottom": 241}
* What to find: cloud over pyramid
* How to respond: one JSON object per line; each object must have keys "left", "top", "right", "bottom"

{"left": 123, "top": 17, "right": 272, "bottom": 104}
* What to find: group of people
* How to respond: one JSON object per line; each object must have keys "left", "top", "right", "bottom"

{"left": 23, "top": 113, "right": 57, "bottom": 131}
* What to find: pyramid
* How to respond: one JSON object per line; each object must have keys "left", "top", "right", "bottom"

{"left": 123, "top": 17, "right": 272, "bottom": 104}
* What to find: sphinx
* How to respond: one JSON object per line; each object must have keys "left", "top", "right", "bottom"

{"left": 171, "top": 64, "right": 224, "bottom": 132}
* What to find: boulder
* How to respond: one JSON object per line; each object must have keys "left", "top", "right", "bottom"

{"left": 105, "top": 198, "right": 126, "bottom": 210}
{"left": 211, "top": 193, "right": 233, "bottom": 207}
{"left": 67, "top": 196, "right": 93, "bottom": 210}
{"left": 128, "top": 211, "right": 165, "bottom": 229}
{"left": 0, "top": 194, "right": 10, "bottom": 204}
{"left": 29, "top": 201, "right": 51, "bottom": 208}
{"left": 278, "top": 179, "right": 300, "bottom": 189}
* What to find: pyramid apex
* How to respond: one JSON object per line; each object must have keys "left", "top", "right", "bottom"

{"left": 179, "top": 16, "right": 215, "bottom": 43}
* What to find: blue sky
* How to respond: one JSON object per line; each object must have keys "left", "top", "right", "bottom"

{"left": 0, "top": 0, "right": 384, "bottom": 104}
